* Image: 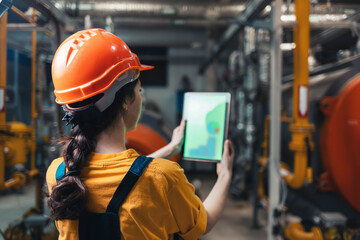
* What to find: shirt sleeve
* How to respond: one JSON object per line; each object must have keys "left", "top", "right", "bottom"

{"left": 167, "top": 166, "right": 207, "bottom": 240}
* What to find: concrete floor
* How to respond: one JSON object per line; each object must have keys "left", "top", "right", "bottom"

{"left": 193, "top": 175, "right": 267, "bottom": 240}
{"left": 0, "top": 176, "right": 267, "bottom": 240}
{"left": 0, "top": 183, "right": 39, "bottom": 239}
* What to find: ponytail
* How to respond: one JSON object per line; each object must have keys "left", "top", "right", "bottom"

{"left": 48, "top": 127, "right": 93, "bottom": 220}
{"left": 47, "top": 79, "right": 139, "bottom": 220}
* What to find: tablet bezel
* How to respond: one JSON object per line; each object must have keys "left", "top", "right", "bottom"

{"left": 182, "top": 92, "right": 231, "bottom": 163}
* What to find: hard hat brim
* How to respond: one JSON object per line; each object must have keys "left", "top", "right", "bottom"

{"left": 139, "top": 64, "right": 155, "bottom": 71}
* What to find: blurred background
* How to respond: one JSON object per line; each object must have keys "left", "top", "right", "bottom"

{"left": 1, "top": 0, "right": 360, "bottom": 239}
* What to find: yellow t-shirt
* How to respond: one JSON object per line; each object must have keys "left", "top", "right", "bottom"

{"left": 46, "top": 149, "right": 207, "bottom": 240}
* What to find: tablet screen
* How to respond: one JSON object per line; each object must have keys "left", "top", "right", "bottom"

{"left": 182, "top": 92, "right": 231, "bottom": 162}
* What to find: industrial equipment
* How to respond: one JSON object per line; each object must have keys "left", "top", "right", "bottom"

{"left": 247, "top": 1, "right": 360, "bottom": 239}
{"left": 198, "top": 0, "right": 360, "bottom": 239}
{"left": 3, "top": 0, "right": 360, "bottom": 239}
{"left": 126, "top": 109, "right": 181, "bottom": 162}
{"left": 0, "top": 1, "right": 39, "bottom": 197}
{"left": 0, "top": 3, "right": 60, "bottom": 239}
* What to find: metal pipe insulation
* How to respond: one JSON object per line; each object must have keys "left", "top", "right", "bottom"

{"left": 268, "top": 0, "right": 282, "bottom": 238}
{"left": 55, "top": 1, "right": 358, "bottom": 21}
{"left": 77, "top": 16, "right": 229, "bottom": 28}
{"left": 281, "top": 13, "right": 348, "bottom": 25}
{"left": 199, "top": 2, "right": 356, "bottom": 74}
{"left": 54, "top": 1, "right": 247, "bottom": 19}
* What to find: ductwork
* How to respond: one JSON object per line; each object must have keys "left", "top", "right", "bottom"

{"left": 53, "top": 1, "right": 360, "bottom": 20}
{"left": 53, "top": 1, "right": 247, "bottom": 19}
{"left": 76, "top": 17, "right": 228, "bottom": 28}
{"left": 51, "top": 1, "right": 360, "bottom": 30}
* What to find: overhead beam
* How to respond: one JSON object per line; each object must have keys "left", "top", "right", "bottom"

{"left": 199, "top": 0, "right": 272, "bottom": 74}
{"left": 311, "top": 10, "right": 360, "bottom": 47}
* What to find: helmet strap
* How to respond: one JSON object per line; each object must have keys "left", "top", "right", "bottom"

{"left": 61, "top": 69, "right": 139, "bottom": 128}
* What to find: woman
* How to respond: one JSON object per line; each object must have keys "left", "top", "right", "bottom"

{"left": 46, "top": 28, "right": 234, "bottom": 240}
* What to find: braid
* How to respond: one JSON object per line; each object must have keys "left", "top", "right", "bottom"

{"left": 47, "top": 79, "right": 139, "bottom": 220}
{"left": 48, "top": 127, "right": 94, "bottom": 220}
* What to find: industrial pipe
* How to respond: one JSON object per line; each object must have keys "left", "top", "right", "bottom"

{"left": 258, "top": 114, "right": 293, "bottom": 166}
{"left": 54, "top": 1, "right": 246, "bottom": 19}
{"left": 4, "top": 177, "right": 22, "bottom": 189}
{"left": 10, "top": 5, "right": 35, "bottom": 24}
{"left": 4, "top": 172, "right": 26, "bottom": 189}
{"left": 287, "top": 0, "right": 315, "bottom": 189}
{"left": 30, "top": 10, "right": 41, "bottom": 212}
{"left": 257, "top": 115, "right": 293, "bottom": 207}
{"left": 30, "top": 8, "right": 37, "bottom": 171}
{"left": 285, "top": 222, "right": 323, "bottom": 240}
{"left": 0, "top": 12, "right": 26, "bottom": 191}
{"left": 0, "top": 8, "right": 39, "bottom": 191}
{"left": 0, "top": 12, "right": 7, "bottom": 190}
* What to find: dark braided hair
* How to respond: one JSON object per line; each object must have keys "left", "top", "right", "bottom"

{"left": 47, "top": 79, "right": 139, "bottom": 220}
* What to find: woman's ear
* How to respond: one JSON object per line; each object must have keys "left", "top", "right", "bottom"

{"left": 122, "top": 102, "right": 128, "bottom": 112}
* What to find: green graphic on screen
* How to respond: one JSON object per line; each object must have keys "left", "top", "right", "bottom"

{"left": 184, "top": 95, "right": 227, "bottom": 161}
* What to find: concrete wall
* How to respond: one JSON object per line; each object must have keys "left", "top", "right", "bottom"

{"left": 142, "top": 48, "right": 219, "bottom": 172}
{"left": 143, "top": 48, "right": 205, "bottom": 129}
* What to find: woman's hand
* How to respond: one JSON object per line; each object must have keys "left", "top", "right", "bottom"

{"left": 203, "top": 139, "right": 235, "bottom": 234}
{"left": 216, "top": 140, "right": 234, "bottom": 177}
{"left": 147, "top": 120, "right": 186, "bottom": 159}
{"left": 169, "top": 120, "right": 186, "bottom": 155}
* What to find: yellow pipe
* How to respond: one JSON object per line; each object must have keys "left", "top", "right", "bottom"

{"left": 284, "top": 151, "right": 308, "bottom": 188}
{"left": 293, "top": 0, "right": 310, "bottom": 121}
{"left": 257, "top": 115, "right": 293, "bottom": 208}
{"left": 262, "top": 115, "right": 270, "bottom": 157}
{"left": 4, "top": 178, "right": 21, "bottom": 189}
{"left": 0, "top": 12, "right": 8, "bottom": 190}
{"left": 0, "top": 13, "right": 7, "bottom": 124}
{"left": 31, "top": 9, "right": 37, "bottom": 171}
{"left": 287, "top": 0, "right": 315, "bottom": 189}
{"left": 11, "top": 6, "right": 52, "bottom": 37}
{"left": 10, "top": 6, "right": 35, "bottom": 24}
{"left": 38, "top": 60, "right": 43, "bottom": 113}
{"left": 285, "top": 222, "right": 323, "bottom": 240}
{"left": 31, "top": 9, "right": 37, "bottom": 127}
{"left": 257, "top": 170, "right": 269, "bottom": 209}
{"left": 4, "top": 172, "right": 26, "bottom": 189}
{"left": 260, "top": 115, "right": 293, "bottom": 165}
{"left": 27, "top": 169, "right": 39, "bottom": 178}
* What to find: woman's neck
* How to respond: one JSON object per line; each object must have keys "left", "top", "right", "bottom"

{"left": 95, "top": 118, "right": 127, "bottom": 154}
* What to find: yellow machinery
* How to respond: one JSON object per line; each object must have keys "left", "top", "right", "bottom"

{"left": 2, "top": 122, "right": 35, "bottom": 190}
{"left": 257, "top": 0, "right": 360, "bottom": 239}
{"left": 0, "top": 6, "right": 58, "bottom": 240}
{"left": 0, "top": 5, "right": 39, "bottom": 197}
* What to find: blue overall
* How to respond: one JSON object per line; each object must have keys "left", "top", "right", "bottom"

{"left": 56, "top": 156, "right": 185, "bottom": 239}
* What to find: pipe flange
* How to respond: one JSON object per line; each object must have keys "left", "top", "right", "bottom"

{"left": 12, "top": 172, "right": 26, "bottom": 190}
{"left": 289, "top": 123, "right": 315, "bottom": 133}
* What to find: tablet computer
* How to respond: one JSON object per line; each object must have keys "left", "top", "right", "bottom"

{"left": 182, "top": 92, "right": 231, "bottom": 162}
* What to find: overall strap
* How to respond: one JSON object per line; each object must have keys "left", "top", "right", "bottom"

{"left": 106, "top": 156, "right": 153, "bottom": 214}
{"left": 55, "top": 162, "right": 66, "bottom": 181}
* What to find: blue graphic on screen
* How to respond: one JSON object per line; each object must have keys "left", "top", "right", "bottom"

{"left": 184, "top": 96, "right": 226, "bottom": 161}
{"left": 189, "top": 123, "right": 218, "bottom": 158}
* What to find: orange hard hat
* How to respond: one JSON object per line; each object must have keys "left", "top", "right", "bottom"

{"left": 52, "top": 28, "right": 154, "bottom": 105}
